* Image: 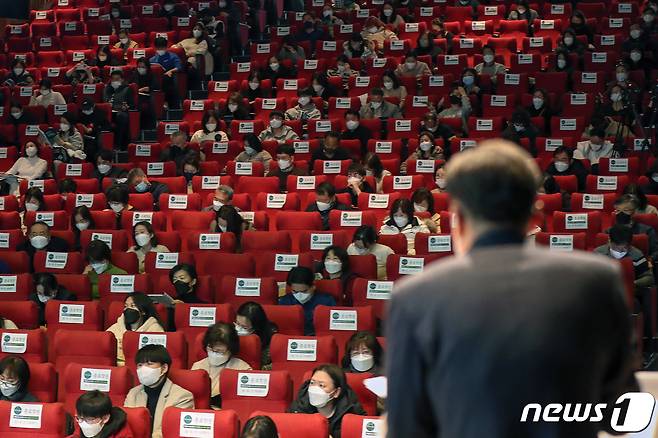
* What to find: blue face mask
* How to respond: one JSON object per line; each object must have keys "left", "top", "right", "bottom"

{"left": 135, "top": 181, "right": 149, "bottom": 193}
{"left": 462, "top": 75, "right": 474, "bottom": 86}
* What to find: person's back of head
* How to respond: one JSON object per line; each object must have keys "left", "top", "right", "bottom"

{"left": 241, "top": 415, "right": 278, "bottom": 438}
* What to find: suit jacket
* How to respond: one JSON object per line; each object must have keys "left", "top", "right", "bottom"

{"left": 17, "top": 236, "right": 70, "bottom": 272}
{"left": 386, "top": 239, "right": 636, "bottom": 438}
{"left": 124, "top": 378, "right": 194, "bottom": 438}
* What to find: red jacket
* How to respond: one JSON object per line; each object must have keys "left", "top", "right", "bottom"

{"left": 67, "top": 407, "right": 135, "bottom": 438}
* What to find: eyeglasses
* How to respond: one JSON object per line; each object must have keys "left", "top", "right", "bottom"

{"left": 74, "top": 416, "right": 103, "bottom": 424}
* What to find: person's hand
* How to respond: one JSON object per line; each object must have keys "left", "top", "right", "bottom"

{"left": 82, "top": 265, "right": 93, "bottom": 275}
{"left": 165, "top": 70, "right": 173, "bottom": 77}
{"left": 172, "top": 299, "right": 184, "bottom": 305}
{"left": 456, "top": 86, "right": 466, "bottom": 97}
{"left": 472, "top": 86, "right": 480, "bottom": 93}
{"left": 121, "top": 103, "right": 129, "bottom": 111}
{"left": 437, "top": 97, "right": 445, "bottom": 108}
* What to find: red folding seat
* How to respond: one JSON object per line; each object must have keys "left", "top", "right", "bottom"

{"left": 380, "top": 175, "right": 424, "bottom": 198}
{"left": 121, "top": 211, "right": 167, "bottom": 232}
{"left": 51, "top": 329, "right": 116, "bottom": 369}
{"left": 242, "top": 231, "right": 292, "bottom": 253}
{"left": 570, "top": 193, "right": 617, "bottom": 214}
{"left": 609, "top": 1, "right": 638, "bottom": 18}
{"left": 463, "top": 20, "right": 495, "bottom": 37}
{"left": 220, "top": 369, "right": 293, "bottom": 423}
{"left": 585, "top": 175, "right": 629, "bottom": 195}
{"left": 0, "top": 328, "right": 47, "bottom": 363}
{"left": 227, "top": 162, "right": 266, "bottom": 179}
{"left": 262, "top": 305, "right": 304, "bottom": 336}
{"left": 285, "top": 175, "right": 328, "bottom": 204}
{"left": 157, "top": 193, "right": 202, "bottom": 212}
{"left": 351, "top": 278, "right": 393, "bottom": 320}
{"left": 509, "top": 53, "right": 541, "bottom": 74}
{"left": 62, "top": 36, "right": 90, "bottom": 51}
{"left": 64, "top": 193, "right": 106, "bottom": 213}
{"left": 174, "top": 303, "right": 234, "bottom": 345}
{"left": 272, "top": 212, "right": 322, "bottom": 233}
{"left": 156, "top": 122, "right": 190, "bottom": 143}
{"left": 195, "top": 253, "right": 255, "bottom": 281}
{"left": 313, "top": 305, "right": 376, "bottom": 357}
{"left": 386, "top": 254, "right": 442, "bottom": 281}
{"left": 0, "top": 274, "right": 32, "bottom": 301}
{"left": 34, "top": 252, "right": 84, "bottom": 274}
{"left": 550, "top": 117, "right": 586, "bottom": 138}
{"left": 123, "top": 331, "right": 187, "bottom": 373}
{"left": 36, "top": 51, "right": 65, "bottom": 67}
{"left": 498, "top": 20, "right": 530, "bottom": 45}
{"left": 270, "top": 334, "right": 338, "bottom": 389}
{"left": 572, "top": 71, "right": 605, "bottom": 94}
{"left": 375, "top": 233, "right": 407, "bottom": 255}
{"left": 182, "top": 99, "right": 216, "bottom": 123}
{"left": 550, "top": 211, "right": 602, "bottom": 246}
{"left": 444, "top": 6, "right": 473, "bottom": 21}
{"left": 598, "top": 157, "right": 640, "bottom": 181}
{"left": 534, "top": 71, "right": 568, "bottom": 95}
{"left": 31, "top": 21, "right": 57, "bottom": 37}
{"left": 435, "top": 54, "right": 468, "bottom": 76}
{"left": 480, "top": 94, "right": 516, "bottom": 118}
{"left": 166, "top": 211, "right": 215, "bottom": 233}
{"left": 60, "top": 363, "right": 134, "bottom": 414}
{"left": 45, "top": 300, "right": 102, "bottom": 334}
{"left": 0, "top": 301, "right": 39, "bottom": 329}
{"left": 466, "top": 117, "right": 504, "bottom": 138}
{"left": 253, "top": 193, "right": 300, "bottom": 212}
{"left": 207, "top": 80, "right": 240, "bottom": 100}
{"left": 122, "top": 407, "right": 151, "bottom": 438}
{"left": 560, "top": 93, "right": 595, "bottom": 119}
{"left": 0, "top": 400, "right": 68, "bottom": 437}
{"left": 53, "top": 274, "right": 91, "bottom": 301}
{"left": 328, "top": 210, "right": 378, "bottom": 231}
{"left": 532, "top": 19, "right": 564, "bottom": 44}
{"left": 30, "top": 10, "right": 55, "bottom": 21}
{"left": 0, "top": 212, "right": 21, "bottom": 230}
{"left": 583, "top": 51, "right": 615, "bottom": 73}
{"left": 75, "top": 83, "right": 105, "bottom": 104}
{"left": 6, "top": 37, "right": 32, "bottom": 53}
{"left": 216, "top": 276, "right": 278, "bottom": 307}
{"left": 143, "top": 252, "right": 193, "bottom": 280}
{"left": 128, "top": 143, "right": 161, "bottom": 163}
{"left": 148, "top": 177, "right": 187, "bottom": 195}
{"left": 356, "top": 192, "right": 401, "bottom": 212}
{"left": 26, "top": 362, "right": 56, "bottom": 402}
{"left": 314, "top": 39, "right": 340, "bottom": 60}
{"left": 522, "top": 36, "right": 553, "bottom": 53}
{"left": 346, "top": 75, "right": 380, "bottom": 97}
{"left": 420, "top": 74, "right": 453, "bottom": 98}
{"left": 307, "top": 119, "right": 343, "bottom": 140}
{"left": 253, "top": 252, "right": 314, "bottom": 283}
{"left": 97, "top": 273, "right": 151, "bottom": 307}
{"left": 136, "top": 161, "right": 177, "bottom": 178}
{"left": 58, "top": 20, "right": 85, "bottom": 36}
{"left": 55, "top": 162, "right": 94, "bottom": 180}
{"left": 20, "top": 179, "right": 57, "bottom": 195}
{"left": 296, "top": 230, "right": 350, "bottom": 256}
{"left": 184, "top": 231, "right": 237, "bottom": 253}
{"left": 88, "top": 211, "right": 119, "bottom": 230}
{"left": 535, "top": 232, "right": 588, "bottom": 251}
{"left": 162, "top": 408, "right": 239, "bottom": 438}
{"left": 168, "top": 369, "right": 211, "bottom": 409}
{"left": 312, "top": 160, "right": 353, "bottom": 183}
{"left": 542, "top": 3, "right": 572, "bottom": 20}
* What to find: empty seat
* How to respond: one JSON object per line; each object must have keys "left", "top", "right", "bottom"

{"left": 50, "top": 329, "right": 117, "bottom": 370}
{"left": 27, "top": 362, "right": 57, "bottom": 403}
{"left": 60, "top": 363, "right": 134, "bottom": 414}
{"left": 45, "top": 300, "right": 103, "bottom": 334}
{"left": 217, "top": 276, "right": 279, "bottom": 307}
{"left": 161, "top": 407, "right": 239, "bottom": 438}
{"left": 270, "top": 334, "right": 337, "bottom": 389}
{"left": 168, "top": 369, "right": 211, "bottom": 409}
{"left": 0, "top": 328, "right": 47, "bottom": 363}
{"left": 0, "top": 400, "right": 68, "bottom": 437}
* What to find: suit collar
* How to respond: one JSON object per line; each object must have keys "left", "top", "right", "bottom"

{"left": 472, "top": 228, "right": 525, "bottom": 251}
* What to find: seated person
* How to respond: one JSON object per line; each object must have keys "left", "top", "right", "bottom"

{"left": 58, "top": 178, "right": 77, "bottom": 200}
{"left": 574, "top": 127, "right": 614, "bottom": 169}
{"left": 431, "top": 162, "right": 448, "bottom": 194}
{"left": 190, "top": 111, "right": 228, "bottom": 144}
{"left": 124, "top": 344, "right": 194, "bottom": 438}
{"left": 624, "top": 184, "right": 658, "bottom": 216}
{"left": 474, "top": 45, "right": 507, "bottom": 80}
{"left": 29, "top": 79, "right": 66, "bottom": 108}
{"left": 70, "top": 390, "right": 133, "bottom": 438}
{"left": 364, "top": 153, "right": 391, "bottom": 194}
{"left": 437, "top": 86, "right": 471, "bottom": 134}
{"left": 83, "top": 240, "right": 127, "bottom": 300}
{"left": 595, "top": 225, "right": 654, "bottom": 289}
{"left": 411, "top": 187, "right": 441, "bottom": 233}
{"left": 218, "top": 92, "right": 250, "bottom": 120}
{"left": 346, "top": 225, "right": 394, "bottom": 280}
{"left": 126, "top": 168, "right": 170, "bottom": 210}
{"left": 23, "top": 186, "right": 44, "bottom": 212}
{"left": 340, "top": 331, "right": 383, "bottom": 374}
{"left": 0, "top": 317, "right": 16, "bottom": 329}
{"left": 127, "top": 221, "right": 170, "bottom": 274}
{"left": 501, "top": 109, "right": 539, "bottom": 156}
{"left": 420, "top": 112, "right": 455, "bottom": 150}
{"left": 107, "top": 292, "right": 165, "bottom": 366}
{"left": 202, "top": 185, "right": 237, "bottom": 212}
{"left": 379, "top": 198, "right": 429, "bottom": 255}
{"left": 4, "top": 141, "right": 48, "bottom": 194}
{"left": 278, "top": 266, "right": 336, "bottom": 335}
{"left": 160, "top": 130, "right": 196, "bottom": 166}
{"left": 235, "top": 302, "right": 278, "bottom": 370}
{"left": 149, "top": 37, "right": 182, "bottom": 110}
{"left": 191, "top": 322, "right": 252, "bottom": 407}
{"left": 266, "top": 144, "right": 308, "bottom": 192}
{"left": 51, "top": 112, "right": 85, "bottom": 164}
{"left": 403, "top": 131, "right": 445, "bottom": 173}
{"left": 103, "top": 70, "right": 134, "bottom": 149}
{"left": 210, "top": 205, "right": 249, "bottom": 248}
{"left": 545, "top": 146, "right": 588, "bottom": 192}
{"left": 92, "top": 149, "right": 127, "bottom": 182}
{"left": 359, "top": 88, "right": 402, "bottom": 120}
{"left": 507, "top": 0, "right": 538, "bottom": 21}
{"left": 285, "top": 88, "right": 321, "bottom": 122}
{"left": 341, "top": 111, "right": 372, "bottom": 156}
{"left": 258, "top": 111, "right": 300, "bottom": 144}
{"left": 317, "top": 245, "right": 358, "bottom": 302}
{"left": 241, "top": 416, "right": 279, "bottom": 438}
{"left": 338, "top": 162, "right": 374, "bottom": 206}
{"left": 0, "top": 356, "right": 38, "bottom": 402}
{"left": 611, "top": 194, "right": 658, "bottom": 260}
{"left": 305, "top": 182, "right": 350, "bottom": 230}
{"left": 360, "top": 17, "right": 398, "bottom": 52}
{"left": 17, "top": 221, "right": 70, "bottom": 270}
{"left": 235, "top": 134, "right": 273, "bottom": 173}
{"left": 30, "top": 273, "right": 77, "bottom": 326}
{"left": 310, "top": 131, "right": 351, "bottom": 169}
{"left": 394, "top": 52, "right": 431, "bottom": 78}
{"left": 169, "top": 263, "right": 206, "bottom": 304}
{"left": 5, "top": 60, "right": 31, "bottom": 87}
{"left": 105, "top": 185, "right": 133, "bottom": 228}
{"left": 288, "top": 364, "right": 365, "bottom": 437}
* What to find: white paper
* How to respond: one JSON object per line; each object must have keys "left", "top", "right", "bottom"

{"left": 45, "top": 252, "right": 68, "bottom": 270}
{"left": 0, "top": 275, "right": 17, "bottom": 293}
{"left": 428, "top": 235, "right": 451, "bottom": 253}
{"left": 398, "top": 257, "right": 424, "bottom": 275}
{"left": 155, "top": 253, "right": 179, "bottom": 270}
{"left": 582, "top": 194, "right": 604, "bottom": 210}
{"left": 110, "top": 275, "right": 135, "bottom": 293}
{"left": 274, "top": 254, "right": 299, "bottom": 272}
{"left": 189, "top": 307, "right": 216, "bottom": 327}
{"left": 565, "top": 214, "right": 588, "bottom": 230}
{"left": 1, "top": 333, "right": 27, "bottom": 353}
{"left": 367, "top": 194, "right": 389, "bottom": 209}
{"left": 310, "top": 233, "right": 333, "bottom": 250}
{"left": 549, "top": 235, "right": 573, "bottom": 251}
{"left": 91, "top": 233, "right": 113, "bottom": 249}
{"left": 366, "top": 281, "right": 393, "bottom": 300}
{"left": 286, "top": 339, "right": 317, "bottom": 361}
{"left": 361, "top": 418, "right": 384, "bottom": 438}
{"left": 235, "top": 278, "right": 262, "bottom": 297}
{"left": 139, "top": 333, "right": 167, "bottom": 348}
{"left": 340, "top": 212, "right": 362, "bottom": 227}
{"left": 266, "top": 193, "right": 287, "bottom": 209}
{"left": 363, "top": 376, "right": 387, "bottom": 398}
{"left": 9, "top": 403, "right": 42, "bottom": 429}
{"left": 179, "top": 411, "right": 214, "bottom": 438}
{"left": 329, "top": 310, "right": 358, "bottom": 331}
{"left": 236, "top": 372, "right": 270, "bottom": 397}
{"left": 198, "top": 234, "right": 221, "bottom": 250}
{"left": 80, "top": 368, "right": 111, "bottom": 391}
{"left": 59, "top": 304, "right": 84, "bottom": 324}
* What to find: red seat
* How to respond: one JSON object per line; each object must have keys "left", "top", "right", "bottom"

{"left": 351, "top": 278, "right": 393, "bottom": 321}
{"left": 45, "top": 300, "right": 103, "bottom": 334}
{"left": 570, "top": 193, "right": 617, "bottom": 213}
{"left": 34, "top": 252, "right": 84, "bottom": 274}
{"left": 168, "top": 369, "right": 211, "bottom": 409}
{"left": 195, "top": 253, "right": 254, "bottom": 280}
{"left": 121, "top": 212, "right": 168, "bottom": 232}
{"left": 161, "top": 407, "right": 239, "bottom": 438}
{"left": 79, "top": 230, "right": 129, "bottom": 252}
{"left": 275, "top": 211, "right": 323, "bottom": 231}
{"left": 341, "top": 414, "right": 384, "bottom": 438}
{"left": 413, "top": 233, "right": 454, "bottom": 257}
{"left": 550, "top": 211, "right": 602, "bottom": 246}
{"left": 0, "top": 301, "right": 39, "bottom": 329}
{"left": 27, "top": 362, "right": 57, "bottom": 403}
{"left": 52, "top": 274, "right": 92, "bottom": 301}
{"left": 598, "top": 157, "right": 640, "bottom": 181}
{"left": 253, "top": 252, "right": 314, "bottom": 283}
{"left": 123, "top": 407, "right": 152, "bottom": 438}
{"left": 64, "top": 193, "right": 107, "bottom": 213}
{"left": 168, "top": 211, "right": 214, "bottom": 231}
{"left": 270, "top": 334, "right": 337, "bottom": 390}
{"left": 262, "top": 305, "right": 305, "bottom": 336}
{"left": 0, "top": 274, "right": 32, "bottom": 302}
{"left": 242, "top": 231, "right": 292, "bottom": 252}
{"left": 386, "top": 254, "right": 442, "bottom": 281}
{"left": 535, "top": 232, "right": 588, "bottom": 251}
{"left": 328, "top": 210, "right": 378, "bottom": 231}
{"left": 249, "top": 411, "right": 329, "bottom": 438}
{"left": 585, "top": 175, "right": 629, "bottom": 194}
{"left": 123, "top": 331, "right": 187, "bottom": 373}
{"left": 0, "top": 328, "right": 47, "bottom": 363}
{"left": 60, "top": 363, "right": 134, "bottom": 414}
{"left": 217, "top": 276, "right": 279, "bottom": 307}
{"left": 296, "top": 230, "right": 350, "bottom": 256}
{"left": 184, "top": 231, "right": 236, "bottom": 253}
{"left": 313, "top": 305, "right": 376, "bottom": 358}
{"left": 24, "top": 210, "right": 69, "bottom": 230}
{"left": 158, "top": 193, "right": 202, "bottom": 212}
{"left": 173, "top": 303, "right": 234, "bottom": 346}
{"left": 51, "top": 329, "right": 117, "bottom": 370}
{"left": 0, "top": 400, "right": 68, "bottom": 437}
{"left": 234, "top": 175, "right": 276, "bottom": 194}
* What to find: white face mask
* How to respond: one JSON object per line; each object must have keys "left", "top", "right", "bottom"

{"left": 164, "top": 3, "right": 175, "bottom": 11}
{"left": 631, "top": 52, "right": 642, "bottom": 62}
{"left": 111, "top": 81, "right": 122, "bottom": 89}
{"left": 413, "top": 203, "right": 427, "bottom": 213}
{"left": 554, "top": 161, "right": 569, "bottom": 172}
{"left": 313, "top": 84, "right": 323, "bottom": 93}
{"left": 346, "top": 120, "right": 359, "bottom": 130}
{"left": 111, "top": 10, "right": 120, "bottom": 17}
{"left": 136, "top": 365, "right": 162, "bottom": 387}
{"left": 294, "top": 291, "right": 313, "bottom": 304}
{"left": 270, "top": 119, "right": 282, "bottom": 129}
{"left": 383, "top": 81, "right": 393, "bottom": 90}
{"left": 11, "top": 111, "right": 21, "bottom": 119}
{"left": 109, "top": 202, "right": 124, "bottom": 213}
{"left": 436, "top": 178, "right": 447, "bottom": 189}
{"left": 228, "top": 103, "right": 238, "bottom": 112}
{"left": 206, "top": 123, "right": 217, "bottom": 132}
{"left": 611, "top": 93, "right": 622, "bottom": 102}
{"left": 563, "top": 36, "right": 573, "bottom": 46}
{"left": 369, "top": 26, "right": 378, "bottom": 33}
{"left": 91, "top": 261, "right": 108, "bottom": 274}
{"left": 323, "top": 10, "right": 332, "bottom": 17}
{"left": 405, "top": 61, "right": 416, "bottom": 70}
{"left": 351, "top": 353, "right": 374, "bottom": 372}
{"left": 616, "top": 73, "right": 627, "bottom": 82}
{"left": 193, "top": 29, "right": 203, "bottom": 38}
{"left": 244, "top": 146, "right": 256, "bottom": 155}
{"left": 30, "top": 235, "right": 49, "bottom": 249}
{"left": 532, "top": 97, "right": 543, "bottom": 109}
{"left": 278, "top": 159, "right": 291, "bottom": 170}
{"left": 513, "top": 123, "right": 525, "bottom": 132}
{"left": 483, "top": 54, "right": 494, "bottom": 63}
{"left": 135, "top": 233, "right": 151, "bottom": 247}
{"left": 644, "top": 14, "right": 654, "bottom": 23}
{"left": 218, "top": 224, "right": 227, "bottom": 233}
{"left": 353, "top": 245, "right": 368, "bottom": 255}
{"left": 270, "top": 63, "right": 279, "bottom": 71}
{"left": 207, "top": 349, "right": 230, "bottom": 366}
{"left": 652, "top": 174, "right": 658, "bottom": 183}
{"left": 371, "top": 101, "right": 382, "bottom": 109}
{"left": 82, "top": 108, "right": 94, "bottom": 115}
{"left": 557, "top": 59, "right": 566, "bottom": 69}
{"left": 218, "top": 0, "right": 227, "bottom": 7}
{"left": 383, "top": 9, "right": 393, "bottom": 16}
{"left": 156, "top": 49, "right": 166, "bottom": 56}
{"left": 60, "top": 123, "right": 70, "bottom": 132}
{"left": 97, "top": 163, "right": 111, "bottom": 174}
{"left": 308, "top": 385, "right": 333, "bottom": 408}
{"left": 631, "top": 29, "right": 641, "bottom": 39}
{"left": 234, "top": 323, "right": 253, "bottom": 336}
{"left": 137, "top": 67, "right": 147, "bottom": 75}
{"left": 13, "top": 68, "right": 23, "bottom": 76}
{"left": 79, "top": 420, "right": 106, "bottom": 438}
{"left": 76, "top": 221, "right": 90, "bottom": 231}
{"left": 347, "top": 176, "right": 362, "bottom": 186}
{"left": 25, "top": 202, "right": 39, "bottom": 211}
{"left": 324, "top": 260, "right": 342, "bottom": 274}
{"left": 419, "top": 141, "right": 432, "bottom": 151}
{"left": 298, "top": 96, "right": 310, "bottom": 106}
{"left": 41, "top": 89, "right": 51, "bottom": 96}
{"left": 37, "top": 293, "right": 51, "bottom": 303}
{"left": 462, "top": 76, "right": 474, "bottom": 86}
{"left": 316, "top": 201, "right": 331, "bottom": 211}
{"left": 0, "top": 381, "right": 19, "bottom": 397}
{"left": 213, "top": 200, "right": 224, "bottom": 211}
{"left": 25, "top": 147, "right": 37, "bottom": 157}
{"left": 610, "top": 248, "right": 627, "bottom": 259}
{"left": 393, "top": 215, "right": 409, "bottom": 228}
{"left": 120, "top": 38, "right": 129, "bottom": 45}
{"left": 249, "top": 81, "right": 259, "bottom": 90}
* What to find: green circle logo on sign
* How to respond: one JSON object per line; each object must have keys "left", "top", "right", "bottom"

{"left": 192, "top": 310, "right": 199, "bottom": 316}
{"left": 13, "top": 406, "right": 21, "bottom": 414}
{"left": 290, "top": 342, "right": 298, "bottom": 350}
{"left": 84, "top": 371, "right": 92, "bottom": 379}
{"left": 332, "top": 312, "right": 339, "bottom": 320}
{"left": 3, "top": 335, "right": 9, "bottom": 342}
{"left": 240, "top": 376, "right": 249, "bottom": 384}
{"left": 238, "top": 280, "right": 245, "bottom": 287}
{"left": 62, "top": 306, "right": 68, "bottom": 313}
{"left": 366, "top": 422, "right": 375, "bottom": 432}
{"left": 142, "top": 337, "right": 149, "bottom": 344}
{"left": 183, "top": 415, "right": 192, "bottom": 424}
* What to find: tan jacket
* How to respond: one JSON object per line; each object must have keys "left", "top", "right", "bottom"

{"left": 126, "top": 244, "right": 170, "bottom": 274}
{"left": 124, "top": 378, "right": 194, "bottom": 438}
{"left": 106, "top": 316, "right": 164, "bottom": 366}
{"left": 175, "top": 38, "right": 214, "bottom": 75}
{"left": 191, "top": 356, "right": 251, "bottom": 397}
{"left": 29, "top": 91, "right": 66, "bottom": 108}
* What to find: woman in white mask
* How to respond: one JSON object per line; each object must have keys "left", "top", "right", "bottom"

{"left": 29, "top": 78, "right": 66, "bottom": 108}
{"left": 558, "top": 29, "right": 585, "bottom": 56}
{"left": 347, "top": 225, "right": 394, "bottom": 280}
{"left": 237, "top": 133, "right": 273, "bottom": 170}
{"left": 124, "top": 344, "right": 194, "bottom": 438}
{"left": 0, "top": 356, "right": 38, "bottom": 402}
{"left": 360, "top": 17, "right": 398, "bottom": 51}
{"left": 338, "top": 163, "right": 374, "bottom": 207}
{"left": 380, "top": 71, "right": 408, "bottom": 108}
{"left": 289, "top": 364, "right": 366, "bottom": 437}
{"left": 394, "top": 53, "right": 431, "bottom": 79}
{"left": 127, "top": 221, "right": 170, "bottom": 274}
{"left": 172, "top": 23, "right": 214, "bottom": 80}
{"left": 431, "top": 162, "right": 448, "bottom": 194}
{"left": 191, "top": 111, "right": 229, "bottom": 144}
{"left": 210, "top": 205, "right": 249, "bottom": 250}
{"left": 71, "top": 390, "right": 133, "bottom": 438}
{"left": 71, "top": 206, "right": 95, "bottom": 251}
{"left": 191, "top": 322, "right": 252, "bottom": 407}
{"left": 403, "top": 131, "right": 445, "bottom": 173}
{"left": 31, "top": 272, "right": 77, "bottom": 326}
{"left": 379, "top": 1, "right": 404, "bottom": 31}
{"left": 22, "top": 186, "right": 44, "bottom": 213}
{"left": 105, "top": 185, "right": 133, "bottom": 228}
{"left": 5, "top": 143, "right": 47, "bottom": 195}
{"left": 83, "top": 240, "right": 127, "bottom": 300}
{"left": 52, "top": 112, "right": 85, "bottom": 165}
{"left": 411, "top": 187, "right": 441, "bottom": 233}
{"left": 318, "top": 245, "right": 358, "bottom": 301}
{"left": 379, "top": 199, "right": 429, "bottom": 255}
{"left": 235, "top": 302, "right": 278, "bottom": 370}
{"left": 341, "top": 331, "right": 383, "bottom": 374}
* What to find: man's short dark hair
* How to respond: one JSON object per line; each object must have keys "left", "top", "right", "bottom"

{"left": 615, "top": 194, "right": 639, "bottom": 209}
{"left": 325, "top": 131, "right": 340, "bottom": 141}
{"left": 590, "top": 127, "right": 606, "bottom": 139}
{"left": 370, "top": 88, "right": 384, "bottom": 97}
{"left": 110, "top": 70, "right": 123, "bottom": 78}
{"left": 316, "top": 181, "right": 336, "bottom": 197}
{"left": 76, "top": 390, "right": 112, "bottom": 419}
{"left": 610, "top": 224, "right": 633, "bottom": 245}
{"left": 344, "top": 110, "right": 360, "bottom": 119}
{"left": 154, "top": 37, "right": 168, "bottom": 48}
{"left": 287, "top": 266, "right": 315, "bottom": 286}
{"left": 106, "top": 185, "right": 129, "bottom": 204}
{"left": 269, "top": 110, "right": 284, "bottom": 120}
{"left": 97, "top": 149, "right": 113, "bottom": 162}
{"left": 135, "top": 344, "right": 172, "bottom": 366}
{"left": 202, "top": 322, "right": 240, "bottom": 355}
{"left": 446, "top": 140, "right": 539, "bottom": 229}
{"left": 276, "top": 144, "right": 295, "bottom": 156}
{"left": 58, "top": 178, "right": 77, "bottom": 194}
{"left": 86, "top": 240, "right": 111, "bottom": 262}
{"left": 553, "top": 146, "right": 573, "bottom": 159}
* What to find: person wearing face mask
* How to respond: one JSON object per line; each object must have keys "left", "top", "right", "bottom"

{"left": 243, "top": 71, "right": 267, "bottom": 103}
{"left": 83, "top": 240, "right": 127, "bottom": 299}
{"left": 346, "top": 225, "right": 393, "bottom": 280}
{"left": 150, "top": 37, "right": 183, "bottom": 110}
{"left": 360, "top": 17, "right": 398, "bottom": 51}
{"left": 89, "top": 46, "right": 120, "bottom": 70}
{"left": 105, "top": 185, "right": 133, "bottom": 228}
{"left": 596, "top": 225, "right": 654, "bottom": 289}
{"left": 501, "top": 109, "right": 538, "bottom": 156}
{"left": 192, "top": 322, "right": 252, "bottom": 407}
{"left": 641, "top": 7, "right": 658, "bottom": 34}
{"left": 341, "top": 331, "right": 383, "bottom": 374}
{"left": 412, "top": 31, "right": 442, "bottom": 57}
{"left": 574, "top": 127, "right": 613, "bottom": 167}
{"left": 525, "top": 89, "right": 554, "bottom": 128}
{"left": 23, "top": 187, "right": 45, "bottom": 213}
{"left": 113, "top": 30, "right": 139, "bottom": 62}
{"left": 180, "top": 155, "right": 200, "bottom": 189}
{"left": 394, "top": 53, "right": 431, "bottom": 79}
{"left": 161, "top": 130, "right": 197, "bottom": 167}
{"left": 17, "top": 221, "right": 70, "bottom": 270}
{"left": 623, "top": 24, "right": 650, "bottom": 53}
{"left": 285, "top": 88, "right": 322, "bottom": 123}
{"left": 453, "top": 0, "right": 479, "bottom": 15}
{"left": 260, "top": 55, "right": 293, "bottom": 83}
{"left": 551, "top": 48, "right": 575, "bottom": 80}
{"left": 557, "top": 29, "right": 585, "bottom": 56}
{"left": 569, "top": 10, "right": 594, "bottom": 46}
{"left": 102, "top": 70, "right": 133, "bottom": 149}
{"left": 169, "top": 264, "right": 206, "bottom": 304}
{"left": 403, "top": 131, "right": 445, "bottom": 173}
{"left": 318, "top": 246, "right": 359, "bottom": 302}
{"left": 202, "top": 185, "right": 237, "bottom": 212}
{"left": 379, "top": 198, "right": 429, "bottom": 255}
{"left": 474, "top": 45, "right": 506, "bottom": 81}
{"left": 158, "top": 0, "right": 184, "bottom": 25}
{"left": 327, "top": 55, "right": 358, "bottom": 90}
{"left": 294, "top": 21, "right": 327, "bottom": 52}
{"left": 598, "top": 86, "right": 636, "bottom": 139}
{"left": 235, "top": 302, "right": 278, "bottom": 370}
{"left": 359, "top": 88, "right": 402, "bottom": 120}
{"left": 4, "top": 60, "right": 30, "bottom": 87}
{"left": 545, "top": 146, "right": 588, "bottom": 192}
{"left": 8, "top": 101, "right": 36, "bottom": 131}
{"left": 51, "top": 112, "right": 85, "bottom": 165}
{"left": 380, "top": 71, "right": 408, "bottom": 109}
{"left": 289, "top": 364, "right": 365, "bottom": 438}
{"left": 70, "top": 206, "right": 95, "bottom": 251}
{"left": 106, "top": 293, "right": 165, "bottom": 366}
{"left": 623, "top": 184, "right": 658, "bottom": 216}
{"left": 438, "top": 85, "right": 472, "bottom": 134}
{"left": 58, "top": 178, "right": 77, "bottom": 202}
{"left": 310, "top": 72, "right": 339, "bottom": 102}
{"left": 266, "top": 144, "right": 307, "bottom": 192}
{"left": 79, "top": 99, "right": 111, "bottom": 160}
{"left": 608, "top": 64, "right": 637, "bottom": 92}
{"left": 29, "top": 273, "right": 76, "bottom": 325}
{"left": 363, "top": 153, "right": 391, "bottom": 195}
{"left": 411, "top": 187, "right": 441, "bottom": 233}
{"left": 211, "top": 205, "right": 250, "bottom": 248}
{"left": 219, "top": 92, "right": 250, "bottom": 120}
{"left": 279, "top": 267, "right": 336, "bottom": 335}
{"left": 305, "top": 181, "right": 351, "bottom": 230}
{"left": 341, "top": 111, "right": 372, "bottom": 156}
{"left": 431, "top": 162, "right": 448, "bottom": 194}
{"left": 124, "top": 345, "right": 194, "bottom": 438}
{"left": 126, "top": 168, "right": 170, "bottom": 210}
{"left": 191, "top": 111, "right": 229, "bottom": 144}
{"left": 310, "top": 131, "right": 351, "bottom": 172}
{"left": 92, "top": 150, "right": 126, "bottom": 183}
{"left": 0, "top": 356, "right": 38, "bottom": 403}
{"left": 338, "top": 163, "right": 374, "bottom": 207}
{"left": 3, "top": 141, "right": 47, "bottom": 194}
{"left": 65, "top": 59, "right": 99, "bottom": 88}
{"left": 625, "top": 48, "right": 654, "bottom": 77}
{"left": 68, "top": 390, "right": 134, "bottom": 438}
{"left": 277, "top": 36, "right": 306, "bottom": 63}
{"left": 380, "top": 2, "right": 404, "bottom": 32}
{"left": 29, "top": 79, "right": 66, "bottom": 108}
{"left": 127, "top": 222, "right": 170, "bottom": 274}
{"left": 257, "top": 113, "right": 299, "bottom": 145}
{"left": 236, "top": 133, "right": 274, "bottom": 172}
{"left": 610, "top": 194, "right": 658, "bottom": 262}
{"left": 343, "top": 33, "right": 376, "bottom": 60}
{"left": 134, "top": 57, "right": 157, "bottom": 129}
{"left": 507, "top": 0, "right": 538, "bottom": 22}
{"left": 173, "top": 23, "right": 214, "bottom": 88}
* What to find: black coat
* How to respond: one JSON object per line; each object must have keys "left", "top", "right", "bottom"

{"left": 17, "top": 236, "right": 70, "bottom": 272}
{"left": 29, "top": 287, "right": 77, "bottom": 325}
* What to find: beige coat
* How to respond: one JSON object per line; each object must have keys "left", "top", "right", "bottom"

{"left": 191, "top": 356, "right": 251, "bottom": 397}
{"left": 107, "top": 315, "right": 164, "bottom": 366}
{"left": 175, "top": 38, "right": 214, "bottom": 75}
{"left": 124, "top": 378, "right": 194, "bottom": 438}
{"left": 3, "top": 319, "right": 17, "bottom": 329}
{"left": 126, "top": 244, "right": 170, "bottom": 274}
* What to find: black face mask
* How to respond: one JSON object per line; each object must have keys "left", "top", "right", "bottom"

{"left": 183, "top": 172, "right": 196, "bottom": 183}
{"left": 174, "top": 280, "right": 191, "bottom": 296}
{"left": 123, "top": 308, "right": 141, "bottom": 325}
{"left": 449, "top": 95, "right": 461, "bottom": 105}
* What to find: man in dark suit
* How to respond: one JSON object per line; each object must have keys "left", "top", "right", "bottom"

{"left": 17, "top": 221, "right": 70, "bottom": 272}
{"left": 386, "top": 140, "right": 637, "bottom": 438}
